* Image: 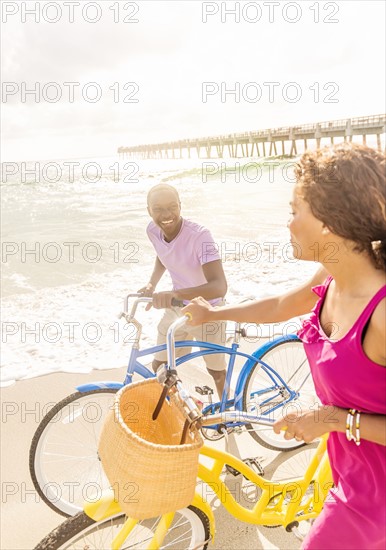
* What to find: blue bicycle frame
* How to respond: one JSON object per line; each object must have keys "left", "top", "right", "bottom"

{"left": 76, "top": 333, "right": 301, "bottom": 432}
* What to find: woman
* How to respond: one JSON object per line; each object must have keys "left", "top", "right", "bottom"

{"left": 182, "top": 143, "right": 386, "bottom": 549}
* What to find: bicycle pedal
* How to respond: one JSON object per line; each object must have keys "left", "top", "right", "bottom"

{"left": 231, "top": 426, "right": 243, "bottom": 434}
{"left": 243, "top": 457, "right": 265, "bottom": 477}
{"left": 225, "top": 464, "right": 241, "bottom": 477}
{"left": 195, "top": 385, "right": 214, "bottom": 396}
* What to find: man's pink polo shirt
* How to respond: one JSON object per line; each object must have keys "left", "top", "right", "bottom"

{"left": 147, "top": 218, "right": 223, "bottom": 304}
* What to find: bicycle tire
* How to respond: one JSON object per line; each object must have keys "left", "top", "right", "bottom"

{"left": 242, "top": 338, "right": 318, "bottom": 451}
{"left": 34, "top": 506, "right": 210, "bottom": 550}
{"left": 29, "top": 388, "right": 117, "bottom": 517}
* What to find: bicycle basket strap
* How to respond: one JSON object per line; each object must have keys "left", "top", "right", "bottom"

{"left": 98, "top": 378, "right": 203, "bottom": 519}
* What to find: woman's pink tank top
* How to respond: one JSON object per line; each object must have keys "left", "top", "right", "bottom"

{"left": 298, "top": 277, "right": 386, "bottom": 549}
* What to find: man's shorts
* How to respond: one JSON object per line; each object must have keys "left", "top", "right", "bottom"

{"left": 154, "top": 302, "right": 227, "bottom": 371}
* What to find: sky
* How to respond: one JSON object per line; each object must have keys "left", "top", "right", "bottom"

{"left": 1, "top": 0, "right": 385, "bottom": 161}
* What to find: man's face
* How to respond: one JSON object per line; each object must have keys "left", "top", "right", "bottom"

{"left": 147, "top": 189, "right": 182, "bottom": 239}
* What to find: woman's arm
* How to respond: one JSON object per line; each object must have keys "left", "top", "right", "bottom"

{"left": 363, "top": 297, "right": 386, "bottom": 366}
{"left": 274, "top": 405, "right": 386, "bottom": 446}
{"left": 182, "top": 265, "right": 329, "bottom": 325}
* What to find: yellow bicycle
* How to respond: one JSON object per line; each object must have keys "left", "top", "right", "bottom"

{"left": 35, "top": 317, "right": 332, "bottom": 550}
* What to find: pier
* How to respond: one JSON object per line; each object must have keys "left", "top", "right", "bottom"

{"left": 118, "top": 114, "right": 386, "bottom": 159}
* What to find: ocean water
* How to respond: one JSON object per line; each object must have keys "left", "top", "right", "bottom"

{"left": 1, "top": 154, "right": 318, "bottom": 386}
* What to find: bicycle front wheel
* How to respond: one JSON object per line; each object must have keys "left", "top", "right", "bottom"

{"left": 34, "top": 506, "right": 210, "bottom": 550}
{"left": 29, "top": 389, "right": 117, "bottom": 517}
{"left": 243, "top": 338, "right": 318, "bottom": 451}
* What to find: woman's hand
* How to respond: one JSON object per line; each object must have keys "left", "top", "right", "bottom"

{"left": 273, "top": 405, "right": 341, "bottom": 443}
{"left": 182, "top": 296, "right": 215, "bottom": 326}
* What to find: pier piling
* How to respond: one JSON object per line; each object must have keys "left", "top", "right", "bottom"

{"left": 118, "top": 114, "right": 385, "bottom": 159}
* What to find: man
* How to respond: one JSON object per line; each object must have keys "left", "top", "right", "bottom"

{"left": 138, "top": 183, "right": 228, "bottom": 396}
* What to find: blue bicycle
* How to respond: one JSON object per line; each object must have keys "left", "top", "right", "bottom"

{"left": 29, "top": 294, "right": 316, "bottom": 517}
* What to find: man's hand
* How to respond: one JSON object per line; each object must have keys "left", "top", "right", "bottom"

{"left": 151, "top": 291, "right": 177, "bottom": 309}
{"left": 137, "top": 283, "right": 155, "bottom": 310}
{"left": 137, "top": 283, "right": 154, "bottom": 297}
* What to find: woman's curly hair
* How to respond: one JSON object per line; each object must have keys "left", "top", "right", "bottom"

{"left": 295, "top": 143, "right": 386, "bottom": 270}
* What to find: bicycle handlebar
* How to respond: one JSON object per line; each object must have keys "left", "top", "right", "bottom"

{"left": 166, "top": 314, "right": 192, "bottom": 372}
{"left": 121, "top": 294, "right": 185, "bottom": 321}
{"left": 121, "top": 293, "right": 245, "bottom": 343}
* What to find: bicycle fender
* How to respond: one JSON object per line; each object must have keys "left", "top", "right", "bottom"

{"left": 234, "top": 334, "right": 300, "bottom": 409}
{"left": 84, "top": 490, "right": 216, "bottom": 540}
{"left": 76, "top": 382, "right": 124, "bottom": 392}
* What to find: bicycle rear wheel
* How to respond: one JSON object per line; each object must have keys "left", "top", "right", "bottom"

{"left": 29, "top": 389, "right": 117, "bottom": 517}
{"left": 34, "top": 506, "right": 210, "bottom": 550}
{"left": 243, "top": 338, "right": 319, "bottom": 451}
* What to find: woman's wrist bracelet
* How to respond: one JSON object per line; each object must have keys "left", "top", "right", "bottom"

{"left": 346, "top": 408, "right": 361, "bottom": 446}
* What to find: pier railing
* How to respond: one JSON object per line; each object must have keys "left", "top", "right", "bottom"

{"left": 118, "top": 114, "right": 386, "bottom": 158}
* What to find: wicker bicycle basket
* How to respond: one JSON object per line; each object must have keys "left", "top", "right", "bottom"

{"left": 98, "top": 378, "right": 203, "bottom": 519}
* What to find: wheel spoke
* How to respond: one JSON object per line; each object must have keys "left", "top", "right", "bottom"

{"left": 30, "top": 389, "right": 116, "bottom": 516}
{"left": 243, "top": 340, "right": 319, "bottom": 451}
{"left": 34, "top": 508, "right": 209, "bottom": 550}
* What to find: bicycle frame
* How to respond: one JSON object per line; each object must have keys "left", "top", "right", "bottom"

{"left": 76, "top": 296, "right": 304, "bottom": 433}
{"left": 83, "top": 430, "right": 332, "bottom": 549}
{"left": 197, "top": 433, "right": 331, "bottom": 527}
{"left": 77, "top": 337, "right": 302, "bottom": 426}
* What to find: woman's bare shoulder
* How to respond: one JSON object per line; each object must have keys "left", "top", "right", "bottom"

{"left": 371, "top": 295, "right": 386, "bottom": 338}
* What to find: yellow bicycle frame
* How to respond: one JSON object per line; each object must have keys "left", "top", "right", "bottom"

{"left": 197, "top": 434, "right": 331, "bottom": 528}
{"left": 84, "top": 435, "right": 331, "bottom": 549}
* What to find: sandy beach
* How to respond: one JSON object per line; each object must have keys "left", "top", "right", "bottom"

{"left": 0, "top": 368, "right": 124, "bottom": 550}
{"left": 0, "top": 357, "right": 306, "bottom": 550}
